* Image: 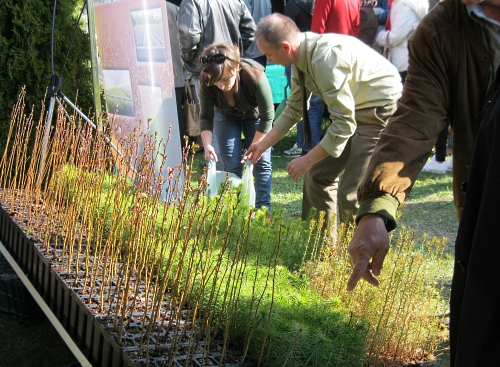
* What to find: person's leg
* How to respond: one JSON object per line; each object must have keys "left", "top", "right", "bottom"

{"left": 243, "top": 119, "right": 272, "bottom": 210}
{"left": 296, "top": 121, "right": 304, "bottom": 150}
{"left": 435, "top": 125, "right": 448, "bottom": 162}
{"left": 285, "top": 65, "right": 291, "bottom": 91}
{"left": 284, "top": 65, "right": 303, "bottom": 153}
{"left": 309, "top": 94, "right": 324, "bottom": 147}
{"left": 302, "top": 143, "right": 351, "bottom": 244}
{"left": 422, "top": 124, "right": 450, "bottom": 173}
{"left": 213, "top": 109, "right": 242, "bottom": 176}
{"left": 175, "top": 86, "right": 187, "bottom": 149}
{"left": 337, "top": 101, "right": 397, "bottom": 222}
{"left": 400, "top": 71, "right": 408, "bottom": 86}
{"left": 447, "top": 131, "right": 453, "bottom": 171}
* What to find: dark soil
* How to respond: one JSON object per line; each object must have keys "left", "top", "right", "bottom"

{"left": 0, "top": 316, "right": 79, "bottom": 367}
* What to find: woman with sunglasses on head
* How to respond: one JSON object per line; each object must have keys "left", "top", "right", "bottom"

{"left": 198, "top": 43, "right": 274, "bottom": 210}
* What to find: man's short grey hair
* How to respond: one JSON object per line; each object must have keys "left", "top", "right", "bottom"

{"left": 255, "top": 13, "right": 301, "bottom": 48}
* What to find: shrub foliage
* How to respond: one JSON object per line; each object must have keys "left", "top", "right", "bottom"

{"left": 0, "top": 0, "right": 93, "bottom": 151}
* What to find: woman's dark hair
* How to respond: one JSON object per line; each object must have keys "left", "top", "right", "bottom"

{"left": 199, "top": 43, "right": 241, "bottom": 86}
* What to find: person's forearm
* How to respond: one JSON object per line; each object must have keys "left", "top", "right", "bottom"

{"left": 201, "top": 130, "right": 218, "bottom": 161}
{"left": 258, "top": 127, "right": 283, "bottom": 150}
{"left": 303, "top": 143, "right": 330, "bottom": 166}
{"left": 252, "top": 131, "right": 266, "bottom": 144}
{"left": 201, "top": 130, "right": 213, "bottom": 149}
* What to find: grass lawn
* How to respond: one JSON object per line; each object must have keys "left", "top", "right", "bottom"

{"left": 0, "top": 128, "right": 455, "bottom": 366}
{"left": 271, "top": 131, "right": 457, "bottom": 249}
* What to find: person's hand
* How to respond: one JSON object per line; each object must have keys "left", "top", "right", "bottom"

{"left": 287, "top": 155, "right": 312, "bottom": 182}
{"left": 286, "top": 144, "right": 330, "bottom": 182}
{"left": 347, "top": 214, "right": 390, "bottom": 291}
{"left": 242, "top": 142, "right": 265, "bottom": 165}
{"left": 204, "top": 145, "right": 218, "bottom": 162}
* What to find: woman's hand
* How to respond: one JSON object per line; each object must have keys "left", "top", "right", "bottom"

{"left": 201, "top": 130, "right": 218, "bottom": 162}
{"left": 204, "top": 145, "right": 218, "bottom": 162}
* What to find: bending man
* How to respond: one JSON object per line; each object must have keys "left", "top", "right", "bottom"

{"left": 244, "top": 13, "right": 402, "bottom": 238}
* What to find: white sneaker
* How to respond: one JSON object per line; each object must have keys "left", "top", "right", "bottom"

{"left": 284, "top": 143, "right": 302, "bottom": 156}
{"left": 446, "top": 155, "right": 453, "bottom": 172}
{"left": 422, "top": 155, "right": 448, "bottom": 174}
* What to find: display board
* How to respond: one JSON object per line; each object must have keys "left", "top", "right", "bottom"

{"left": 88, "top": 0, "right": 182, "bottom": 199}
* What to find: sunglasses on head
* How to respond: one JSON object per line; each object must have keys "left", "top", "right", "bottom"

{"left": 200, "top": 53, "right": 233, "bottom": 67}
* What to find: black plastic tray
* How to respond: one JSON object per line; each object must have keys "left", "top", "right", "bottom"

{"left": 0, "top": 206, "right": 136, "bottom": 367}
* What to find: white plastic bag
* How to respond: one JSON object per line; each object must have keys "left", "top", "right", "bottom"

{"left": 241, "top": 161, "right": 256, "bottom": 207}
{"left": 206, "top": 159, "right": 242, "bottom": 198}
{"left": 206, "top": 159, "right": 218, "bottom": 197}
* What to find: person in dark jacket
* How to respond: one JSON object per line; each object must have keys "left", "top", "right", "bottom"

{"left": 284, "top": 0, "right": 314, "bottom": 31}
{"left": 270, "top": 0, "right": 287, "bottom": 13}
{"left": 348, "top": 0, "right": 498, "bottom": 287}
{"left": 177, "top": 0, "right": 256, "bottom": 77}
{"left": 450, "top": 66, "right": 500, "bottom": 365}
{"left": 346, "top": 0, "right": 500, "bottom": 363}
{"left": 358, "top": 0, "right": 378, "bottom": 46}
